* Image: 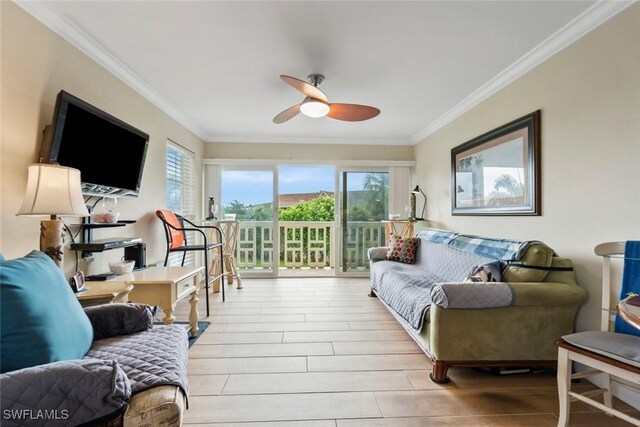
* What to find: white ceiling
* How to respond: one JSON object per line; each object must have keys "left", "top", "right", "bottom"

{"left": 21, "top": 1, "right": 620, "bottom": 145}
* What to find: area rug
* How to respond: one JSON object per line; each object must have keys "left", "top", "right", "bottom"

{"left": 153, "top": 321, "right": 210, "bottom": 348}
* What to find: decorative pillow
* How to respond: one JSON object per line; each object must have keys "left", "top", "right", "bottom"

{"left": 385, "top": 235, "right": 420, "bottom": 264}
{"left": 0, "top": 251, "right": 94, "bottom": 373}
{"left": 465, "top": 261, "right": 502, "bottom": 283}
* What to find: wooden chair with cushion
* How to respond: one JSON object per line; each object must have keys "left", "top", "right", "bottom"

{"left": 155, "top": 209, "right": 225, "bottom": 316}
{"left": 556, "top": 241, "right": 640, "bottom": 426}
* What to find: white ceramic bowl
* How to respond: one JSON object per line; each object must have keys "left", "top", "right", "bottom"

{"left": 109, "top": 260, "right": 135, "bottom": 275}
{"left": 388, "top": 214, "right": 401, "bottom": 220}
{"left": 224, "top": 213, "right": 237, "bottom": 220}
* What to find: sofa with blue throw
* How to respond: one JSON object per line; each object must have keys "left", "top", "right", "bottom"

{"left": 368, "top": 229, "right": 588, "bottom": 383}
{"left": 0, "top": 251, "right": 189, "bottom": 427}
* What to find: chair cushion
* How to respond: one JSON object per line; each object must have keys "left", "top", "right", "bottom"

{"left": 562, "top": 331, "right": 640, "bottom": 369}
{"left": 0, "top": 251, "right": 94, "bottom": 373}
{"left": 157, "top": 209, "right": 185, "bottom": 249}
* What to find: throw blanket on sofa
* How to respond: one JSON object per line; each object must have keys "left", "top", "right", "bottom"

{"left": 371, "top": 241, "right": 497, "bottom": 331}
{"left": 419, "top": 229, "right": 540, "bottom": 261}
{"left": 85, "top": 324, "right": 189, "bottom": 398}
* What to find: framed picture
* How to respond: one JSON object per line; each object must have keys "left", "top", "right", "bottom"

{"left": 451, "top": 110, "right": 541, "bottom": 216}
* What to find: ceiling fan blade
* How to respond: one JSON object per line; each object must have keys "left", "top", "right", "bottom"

{"left": 280, "top": 75, "right": 328, "bottom": 103}
{"left": 273, "top": 104, "right": 301, "bottom": 124}
{"left": 327, "top": 103, "right": 381, "bottom": 122}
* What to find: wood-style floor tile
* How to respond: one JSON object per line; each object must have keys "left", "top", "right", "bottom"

{"left": 305, "top": 313, "right": 393, "bottom": 322}
{"left": 373, "top": 388, "right": 594, "bottom": 417}
{"left": 196, "top": 332, "right": 283, "bottom": 344}
{"left": 308, "top": 354, "right": 430, "bottom": 372}
{"left": 404, "top": 368, "right": 557, "bottom": 390}
{"left": 184, "top": 392, "right": 382, "bottom": 423}
{"left": 188, "top": 357, "right": 307, "bottom": 375}
{"left": 187, "top": 421, "right": 335, "bottom": 427}
{"left": 336, "top": 414, "right": 558, "bottom": 426}
{"left": 187, "top": 374, "right": 228, "bottom": 396}
{"left": 189, "top": 342, "right": 333, "bottom": 358}
{"left": 348, "top": 321, "right": 403, "bottom": 330}
{"left": 333, "top": 340, "right": 422, "bottom": 355}
{"left": 221, "top": 371, "right": 414, "bottom": 395}
{"left": 283, "top": 330, "right": 410, "bottom": 343}
{"left": 224, "top": 321, "right": 350, "bottom": 332}
{"left": 209, "top": 314, "right": 305, "bottom": 323}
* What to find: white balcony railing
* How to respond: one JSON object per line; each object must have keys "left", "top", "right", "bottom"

{"left": 235, "top": 221, "right": 385, "bottom": 271}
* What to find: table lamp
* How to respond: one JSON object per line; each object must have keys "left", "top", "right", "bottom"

{"left": 17, "top": 164, "right": 89, "bottom": 268}
{"left": 411, "top": 185, "right": 427, "bottom": 221}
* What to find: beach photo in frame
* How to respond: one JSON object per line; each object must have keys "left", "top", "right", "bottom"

{"left": 451, "top": 110, "right": 541, "bottom": 215}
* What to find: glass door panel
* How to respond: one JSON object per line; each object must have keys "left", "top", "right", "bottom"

{"left": 278, "top": 166, "right": 335, "bottom": 277}
{"left": 339, "top": 171, "right": 388, "bottom": 274}
{"left": 221, "top": 168, "right": 275, "bottom": 276}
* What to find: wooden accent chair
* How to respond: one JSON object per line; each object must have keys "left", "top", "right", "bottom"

{"left": 156, "top": 209, "right": 225, "bottom": 316}
{"left": 556, "top": 241, "right": 640, "bottom": 426}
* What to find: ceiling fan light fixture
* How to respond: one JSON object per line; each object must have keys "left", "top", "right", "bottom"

{"left": 300, "top": 98, "right": 330, "bottom": 118}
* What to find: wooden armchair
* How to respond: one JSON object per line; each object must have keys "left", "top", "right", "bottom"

{"left": 556, "top": 241, "right": 640, "bottom": 426}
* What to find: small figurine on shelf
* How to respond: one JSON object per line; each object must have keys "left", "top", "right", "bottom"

{"left": 207, "top": 197, "right": 219, "bottom": 220}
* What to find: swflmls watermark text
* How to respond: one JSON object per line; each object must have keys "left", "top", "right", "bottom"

{"left": 3, "top": 409, "right": 69, "bottom": 421}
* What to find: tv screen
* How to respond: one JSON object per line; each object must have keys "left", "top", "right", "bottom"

{"left": 46, "top": 90, "right": 149, "bottom": 198}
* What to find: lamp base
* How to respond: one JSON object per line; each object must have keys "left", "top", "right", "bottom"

{"left": 40, "top": 219, "right": 65, "bottom": 268}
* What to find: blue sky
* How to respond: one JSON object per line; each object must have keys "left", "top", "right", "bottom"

{"left": 220, "top": 167, "right": 368, "bottom": 206}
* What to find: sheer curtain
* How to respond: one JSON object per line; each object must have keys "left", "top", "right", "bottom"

{"left": 388, "top": 166, "right": 412, "bottom": 220}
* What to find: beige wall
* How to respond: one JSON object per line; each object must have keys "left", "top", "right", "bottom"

{"left": 0, "top": 2, "right": 205, "bottom": 275}
{"left": 205, "top": 141, "right": 414, "bottom": 161}
{"left": 414, "top": 4, "right": 640, "bottom": 333}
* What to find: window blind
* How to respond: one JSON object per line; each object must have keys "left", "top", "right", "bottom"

{"left": 166, "top": 141, "right": 196, "bottom": 266}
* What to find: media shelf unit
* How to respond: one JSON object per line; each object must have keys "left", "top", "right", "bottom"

{"left": 70, "top": 220, "right": 139, "bottom": 257}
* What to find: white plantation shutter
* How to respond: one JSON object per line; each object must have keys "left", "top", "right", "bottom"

{"left": 166, "top": 140, "right": 196, "bottom": 266}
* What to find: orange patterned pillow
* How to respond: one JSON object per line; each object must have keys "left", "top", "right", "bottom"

{"left": 385, "top": 235, "right": 420, "bottom": 264}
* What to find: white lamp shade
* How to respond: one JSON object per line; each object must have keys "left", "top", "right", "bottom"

{"left": 17, "top": 164, "right": 89, "bottom": 217}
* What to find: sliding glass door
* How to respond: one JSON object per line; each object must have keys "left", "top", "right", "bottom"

{"left": 220, "top": 167, "right": 276, "bottom": 277}
{"left": 338, "top": 169, "right": 388, "bottom": 275}
{"left": 211, "top": 163, "right": 396, "bottom": 278}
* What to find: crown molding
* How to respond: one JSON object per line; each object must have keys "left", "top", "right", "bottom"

{"left": 205, "top": 135, "right": 412, "bottom": 146}
{"left": 14, "top": 0, "right": 209, "bottom": 141}
{"left": 410, "top": 0, "right": 635, "bottom": 145}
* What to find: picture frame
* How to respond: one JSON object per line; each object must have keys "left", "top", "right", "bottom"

{"left": 451, "top": 110, "right": 541, "bottom": 216}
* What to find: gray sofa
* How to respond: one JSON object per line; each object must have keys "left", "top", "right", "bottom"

{"left": 369, "top": 228, "right": 587, "bottom": 383}
{"left": 0, "top": 304, "right": 189, "bottom": 427}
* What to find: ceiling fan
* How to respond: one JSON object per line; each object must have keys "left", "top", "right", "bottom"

{"left": 273, "top": 74, "right": 380, "bottom": 124}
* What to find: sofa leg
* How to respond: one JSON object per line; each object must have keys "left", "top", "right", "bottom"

{"left": 368, "top": 289, "right": 377, "bottom": 298}
{"left": 430, "top": 360, "right": 451, "bottom": 384}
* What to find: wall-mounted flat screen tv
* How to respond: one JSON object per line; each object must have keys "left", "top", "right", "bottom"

{"left": 45, "top": 90, "right": 149, "bottom": 198}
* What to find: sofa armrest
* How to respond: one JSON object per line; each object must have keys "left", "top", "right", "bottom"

{"left": 430, "top": 282, "right": 514, "bottom": 309}
{"left": 85, "top": 303, "right": 154, "bottom": 340}
{"left": 508, "top": 282, "right": 588, "bottom": 307}
{"left": 0, "top": 359, "right": 130, "bottom": 426}
{"left": 429, "top": 282, "right": 588, "bottom": 310}
{"left": 368, "top": 247, "right": 389, "bottom": 262}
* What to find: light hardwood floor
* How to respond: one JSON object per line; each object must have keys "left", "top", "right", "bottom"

{"left": 173, "top": 277, "right": 638, "bottom": 426}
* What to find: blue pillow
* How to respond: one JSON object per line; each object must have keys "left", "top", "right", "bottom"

{"left": 0, "top": 251, "right": 93, "bottom": 373}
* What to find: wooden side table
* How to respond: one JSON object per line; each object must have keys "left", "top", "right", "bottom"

{"left": 77, "top": 281, "right": 133, "bottom": 307}
{"left": 204, "top": 220, "right": 242, "bottom": 292}
{"left": 117, "top": 266, "right": 203, "bottom": 336}
{"left": 381, "top": 220, "right": 415, "bottom": 244}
